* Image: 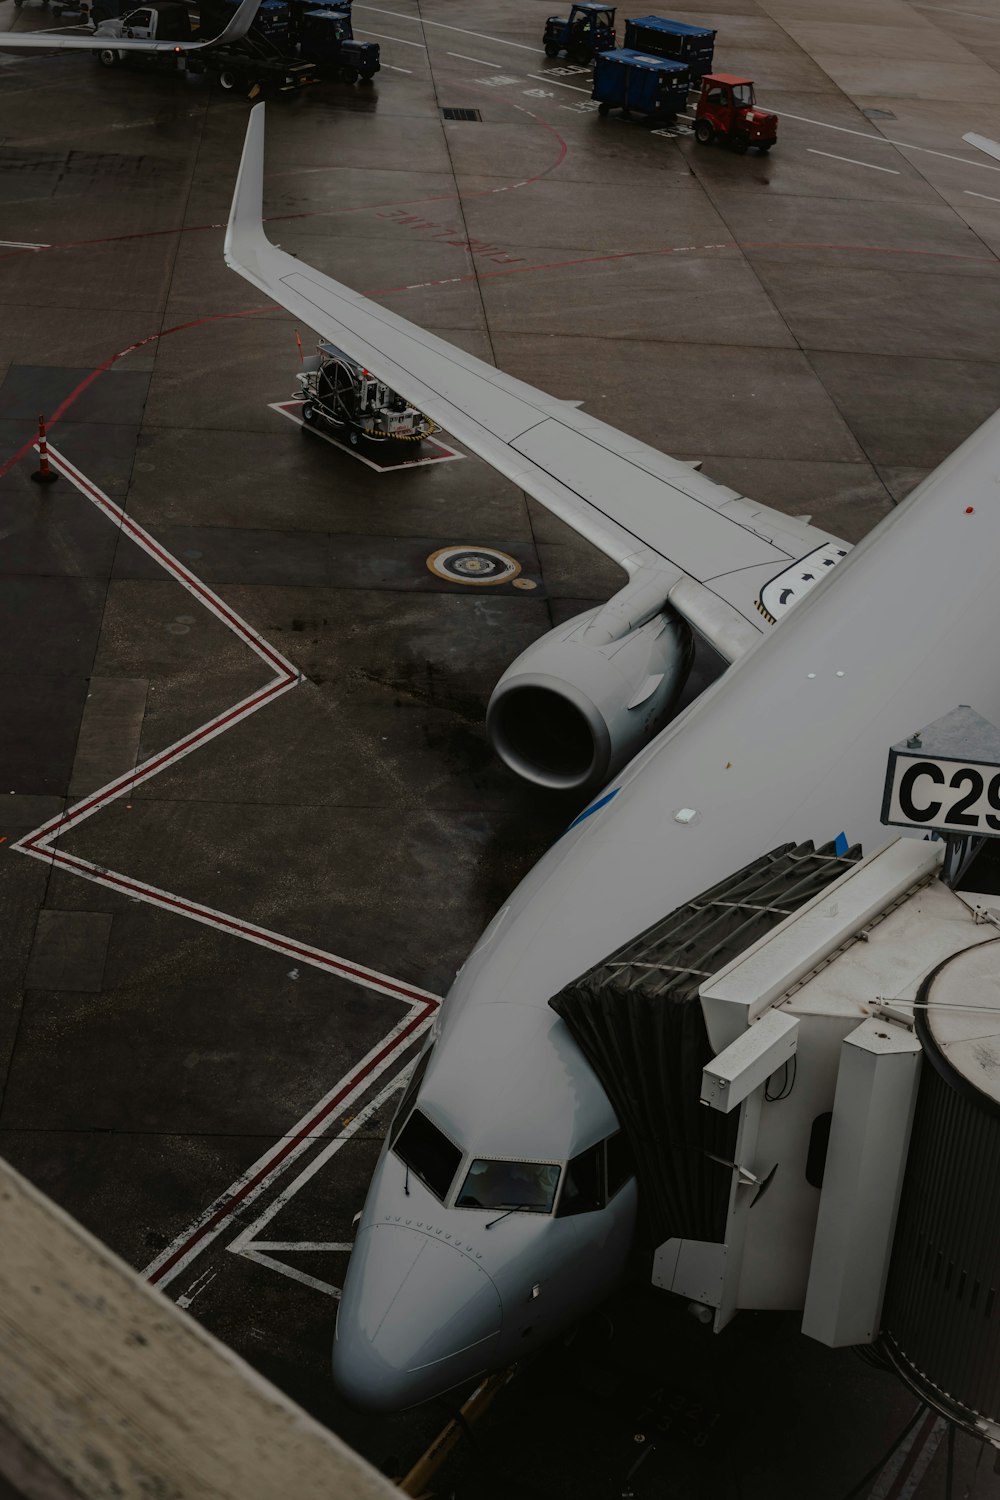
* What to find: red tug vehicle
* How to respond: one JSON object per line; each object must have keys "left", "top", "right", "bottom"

{"left": 694, "top": 73, "right": 777, "bottom": 154}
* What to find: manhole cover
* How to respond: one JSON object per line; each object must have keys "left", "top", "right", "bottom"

{"left": 426, "top": 546, "right": 522, "bottom": 585}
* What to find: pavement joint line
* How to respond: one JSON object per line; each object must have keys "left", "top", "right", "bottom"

{"left": 5, "top": 443, "right": 441, "bottom": 1290}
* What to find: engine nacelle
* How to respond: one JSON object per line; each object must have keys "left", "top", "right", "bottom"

{"left": 486, "top": 602, "right": 694, "bottom": 793}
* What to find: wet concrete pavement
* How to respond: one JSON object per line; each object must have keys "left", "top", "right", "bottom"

{"left": 2, "top": 0, "right": 1000, "bottom": 1494}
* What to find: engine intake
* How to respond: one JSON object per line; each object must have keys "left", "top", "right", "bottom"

{"left": 487, "top": 601, "right": 694, "bottom": 793}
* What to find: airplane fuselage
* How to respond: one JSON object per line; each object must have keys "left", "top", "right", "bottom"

{"left": 334, "top": 409, "right": 1000, "bottom": 1411}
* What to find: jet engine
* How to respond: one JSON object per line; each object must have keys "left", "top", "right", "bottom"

{"left": 486, "top": 589, "right": 694, "bottom": 793}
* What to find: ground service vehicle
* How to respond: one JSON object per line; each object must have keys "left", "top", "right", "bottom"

{"left": 297, "top": 7, "right": 378, "bottom": 82}
{"left": 92, "top": 3, "right": 314, "bottom": 88}
{"left": 543, "top": 2, "right": 615, "bottom": 63}
{"left": 592, "top": 48, "right": 689, "bottom": 121}
{"left": 287, "top": 0, "right": 347, "bottom": 44}
{"left": 622, "top": 14, "right": 714, "bottom": 79}
{"left": 694, "top": 73, "right": 776, "bottom": 153}
{"left": 93, "top": 1, "right": 191, "bottom": 49}
{"left": 298, "top": 344, "right": 434, "bottom": 446}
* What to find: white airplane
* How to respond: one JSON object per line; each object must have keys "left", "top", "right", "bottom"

{"left": 225, "top": 107, "right": 1000, "bottom": 1410}
{"left": 0, "top": 0, "right": 260, "bottom": 53}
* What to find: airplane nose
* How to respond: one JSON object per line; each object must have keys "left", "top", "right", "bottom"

{"left": 332, "top": 1223, "right": 502, "bottom": 1411}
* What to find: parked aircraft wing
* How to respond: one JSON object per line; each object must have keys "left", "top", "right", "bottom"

{"left": 0, "top": 0, "right": 261, "bottom": 50}
{"left": 226, "top": 106, "right": 850, "bottom": 663}
{"left": 963, "top": 133, "right": 1000, "bottom": 164}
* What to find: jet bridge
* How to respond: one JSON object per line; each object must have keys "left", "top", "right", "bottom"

{"left": 549, "top": 837, "right": 862, "bottom": 1254}
{"left": 557, "top": 826, "right": 1000, "bottom": 1446}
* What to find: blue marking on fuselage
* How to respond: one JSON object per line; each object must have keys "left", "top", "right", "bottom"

{"left": 563, "top": 787, "right": 620, "bottom": 835}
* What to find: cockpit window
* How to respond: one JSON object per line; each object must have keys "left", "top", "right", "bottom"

{"left": 456, "top": 1158, "right": 561, "bottom": 1213}
{"left": 393, "top": 1108, "right": 461, "bottom": 1202}
{"left": 557, "top": 1141, "right": 604, "bottom": 1216}
{"left": 388, "top": 1044, "right": 434, "bottom": 1148}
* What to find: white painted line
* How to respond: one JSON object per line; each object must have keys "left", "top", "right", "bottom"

{"left": 525, "top": 71, "right": 590, "bottom": 93}
{"left": 867, "top": 1411, "right": 947, "bottom": 1499}
{"left": 354, "top": 25, "right": 424, "bottom": 48}
{"left": 913, "top": 1, "right": 1000, "bottom": 17}
{"left": 144, "top": 1010, "right": 434, "bottom": 1291}
{"left": 447, "top": 50, "right": 499, "bottom": 67}
{"left": 5, "top": 442, "right": 441, "bottom": 1296}
{"left": 356, "top": 4, "right": 538, "bottom": 50}
{"left": 235, "top": 1246, "right": 343, "bottom": 1298}
{"left": 175, "top": 1268, "right": 217, "bottom": 1310}
{"left": 226, "top": 1071, "right": 409, "bottom": 1297}
{"left": 230, "top": 1072, "right": 407, "bottom": 1257}
{"left": 269, "top": 401, "right": 464, "bottom": 471}
{"left": 807, "top": 148, "right": 900, "bottom": 174}
{"left": 248, "top": 1242, "right": 355, "bottom": 1252}
{"left": 965, "top": 189, "right": 1000, "bottom": 203}
{"left": 769, "top": 107, "right": 1000, "bottom": 172}
{"left": 382, "top": 62, "right": 413, "bottom": 72}
{"left": 0, "top": 238, "right": 50, "bottom": 249}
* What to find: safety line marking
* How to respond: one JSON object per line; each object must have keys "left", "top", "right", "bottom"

{"left": 355, "top": 4, "right": 538, "bottom": 50}
{"left": 768, "top": 107, "right": 1000, "bottom": 172}
{"left": 0, "top": 237, "right": 49, "bottom": 249}
{"left": 447, "top": 51, "right": 500, "bottom": 67}
{"left": 225, "top": 1070, "right": 408, "bottom": 1298}
{"left": 269, "top": 400, "right": 464, "bottom": 470}
{"left": 354, "top": 26, "right": 425, "bottom": 47}
{"left": 525, "top": 72, "right": 590, "bottom": 92}
{"left": 867, "top": 1410, "right": 947, "bottom": 1499}
{"left": 145, "top": 1009, "right": 433, "bottom": 1288}
{"left": 5, "top": 442, "right": 441, "bottom": 1293}
{"left": 966, "top": 189, "right": 1000, "bottom": 204}
{"left": 807, "top": 148, "right": 900, "bottom": 174}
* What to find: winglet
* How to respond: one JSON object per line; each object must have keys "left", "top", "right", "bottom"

{"left": 963, "top": 132, "right": 1000, "bottom": 165}
{"left": 224, "top": 102, "right": 270, "bottom": 286}
{"left": 206, "top": 0, "right": 263, "bottom": 46}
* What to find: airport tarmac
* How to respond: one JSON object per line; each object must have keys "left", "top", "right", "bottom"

{"left": 2, "top": 0, "right": 1000, "bottom": 1494}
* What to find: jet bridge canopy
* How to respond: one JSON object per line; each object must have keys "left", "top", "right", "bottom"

{"left": 549, "top": 838, "right": 861, "bottom": 1250}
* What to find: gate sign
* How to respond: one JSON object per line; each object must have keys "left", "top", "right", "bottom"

{"left": 882, "top": 706, "right": 1000, "bottom": 839}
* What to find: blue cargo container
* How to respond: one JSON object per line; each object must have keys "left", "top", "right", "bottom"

{"left": 623, "top": 14, "right": 714, "bottom": 78}
{"left": 592, "top": 47, "right": 689, "bottom": 121}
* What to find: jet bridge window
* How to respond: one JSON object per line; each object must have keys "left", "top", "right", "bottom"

{"left": 456, "top": 1159, "right": 561, "bottom": 1213}
{"left": 393, "top": 1108, "right": 461, "bottom": 1203}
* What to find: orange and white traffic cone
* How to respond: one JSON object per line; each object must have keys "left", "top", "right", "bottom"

{"left": 31, "top": 415, "right": 58, "bottom": 486}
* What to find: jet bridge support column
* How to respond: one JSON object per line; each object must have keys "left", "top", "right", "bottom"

{"left": 801, "top": 1018, "right": 922, "bottom": 1347}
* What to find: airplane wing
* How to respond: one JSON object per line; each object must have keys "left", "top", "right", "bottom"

{"left": 964, "top": 132, "right": 1000, "bottom": 164}
{"left": 0, "top": 0, "right": 260, "bottom": 51}
{"left": 225, "top": 106, "right": 851, "bottom": 663}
